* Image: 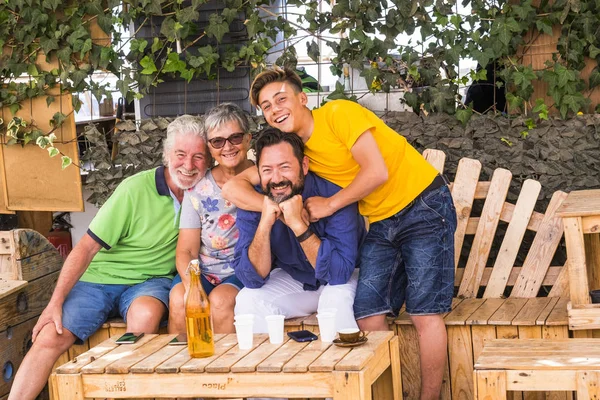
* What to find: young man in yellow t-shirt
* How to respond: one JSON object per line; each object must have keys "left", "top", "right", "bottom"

{"left": 223, "top": 67, "right": 457, "bottom": 400}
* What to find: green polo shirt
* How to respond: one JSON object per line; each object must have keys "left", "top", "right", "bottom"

{"left": 80, "top": 166, "right": 180, "bottom": 285}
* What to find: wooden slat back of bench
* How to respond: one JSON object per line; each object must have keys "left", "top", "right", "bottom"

{"left": 423, "top": 149, "right": 569, "bottom": 300}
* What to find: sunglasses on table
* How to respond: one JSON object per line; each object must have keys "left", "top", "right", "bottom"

{"left": 208, "top": 132, "right": 247, "bottom": 149}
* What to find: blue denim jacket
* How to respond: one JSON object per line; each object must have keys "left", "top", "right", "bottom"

{"left": 233, "top": 172, "right": 366, "bottom": 291}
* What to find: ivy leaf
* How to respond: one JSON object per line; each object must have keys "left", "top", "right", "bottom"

{"left": 47, "top": 147, "right": 60, "bottom": 157}
{"left": 71, "top": 69, "right": 88, "bottom": 88}
{"left": 61, "top": 156, "right": 72, "bottom": 169}
{"left": 222, "top": 8, "right": 238, "bottom": 24}
{"left": 151, "top": 37, "right": 162, "bottom": 54}
{"left": 27, "top": 64, "right": 39, "bottom": 77}
{"left": 163, "top": 52, "right": 186, "bottom": 73}
{"left": 50, "top": 112, "right": 66, "bottom": 128}
{"left": 46, "top": 96, "right": 55, "bottom": 107}
{"left": 306, "top": 41, "right": 320, "bottom": 63}
{"left": 140, "top": 56, "right": 158, "bottom": 75}
{"left": 589, "top": 45, "right": 600, "bottom": 59}
{"left": 589, "top": 68, "right": 600, "bottom": 90}
{"left": 80, "top": 38, "right": 93, "bottom": 59}
{"left": 40, "top": 36, "right": 59, "bottom": 54}
{"left": 455, "top": 108, "right": 473, "bottom": 125}
{"left": 244, "top": 13, "right": 264, "bottom": 37}
{"left": 180, "top": 69, "right": 194, "bottom": 82}
{"left": 206, "top": 13, "right": 229, "bottom": 43}
{"left": 9, "top": 103, "right": 20, "bottom": 116}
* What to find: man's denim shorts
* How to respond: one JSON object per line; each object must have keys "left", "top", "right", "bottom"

{"left": 171, "top": 273, "right": 243, "bottom": 295}
{"left": 61, "top": 277, "right": 172, "bottom": 343}
{"left": 354, "top": 184, "right": 457, "bottom": 319}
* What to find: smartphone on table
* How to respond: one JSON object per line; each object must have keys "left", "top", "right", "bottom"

{"left": 287, "top": 330, "right": 318, "bottom": 342}
{"left": 115, "top": 332, "right": 145, "bottom": 344}
{"left": 168, "top": 334, "right": 188, "bottom": 345}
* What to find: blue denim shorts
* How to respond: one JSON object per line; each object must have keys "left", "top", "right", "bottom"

{"left": 62, "top": 277, "right": 172, "bottom": 343}
{"left": 354, "top": 184, "right": 457, "bottom": 319}
{"left": 171, "top": 273, "right": 243, "bottom": 295}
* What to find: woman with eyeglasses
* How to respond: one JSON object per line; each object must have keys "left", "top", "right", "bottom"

{"left": 168, "top": 103, "right": 254, "bottom": 334}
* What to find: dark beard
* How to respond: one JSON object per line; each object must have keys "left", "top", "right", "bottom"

{"left": 264, "top": 176, "right": 304, "bottom": 204}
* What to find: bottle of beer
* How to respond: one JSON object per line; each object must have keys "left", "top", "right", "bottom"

{"left": 185, "top": 259, "right": 215, "bottom": 357}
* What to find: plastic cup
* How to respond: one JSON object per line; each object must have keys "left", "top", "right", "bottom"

{"left": 234, "top": 320, "right": 254, "bottom": 350}
{"left": 234, "top": 314, "right": 255, "bottom": 324}
{"left": 316, "top": 311, "right": 337, "bottom": 343}
{"left": 265, "top": 315, "right": 285, "bottom": 344}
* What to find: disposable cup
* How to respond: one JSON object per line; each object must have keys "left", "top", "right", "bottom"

{"left": 265, "top": 315, "right": 285, "bottom": 344}
{"left": 234, "top": 314, "right": 255, "bottom": 324}
{"left": 316, "top": 311, "right": 337, "bottom": 343}
{"left": 234, "top": 320, "right": 254, "bottom": 350}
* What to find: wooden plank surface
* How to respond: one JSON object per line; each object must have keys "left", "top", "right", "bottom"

{"left": 511, "top": 191, "right": 568, "bottom": 298}
{"left": 546, "top": 297, "right": 569, "bottom": 326}
{"left": 0, "top": 270, "right": 58, "bottom": 332}
{"left": 0, "top": 279, "right": 27, "bottom": 300}
{"left": 56, "top": 337, "right": 119, "bottom": 374}
{"left": 484, "top": 179, "right": 541, "bottom": 298}
{"left": 444, "top": 298, "right": 485, "bottom": 325}
{"left": 423, "top": 149, "right": 446, "bottom": 173}
{"left": 466, "top": 298, "right": 506, "bottom": 325}
{"left": 455, "top": 265, "right": 563, "bottom": 288}
{"left": 447, "top": 326, "right": 474, "bottom": 400}
{"left": 488, "top": 298, "right": 527, "bottom": 325}
{"left": 476, "top": 371, "right": 507, "bottom": 400}
{"left": 105, "top": 334, "right": 175, "bottom": 374}
{"left": 450, "top": 157, "right": 481, "bottom": 268}
{"left": 334, "top": 331, "right": 393, "bottom": 371}
{"left": 308, "top": 338, "right": 353, "bottom": 372}
{"left": 577, "top": 370, "right": 600, "bottom": 398}
{"left": 129, "top": 338, "right": 183, "bottom": 373}
{"left": 535, "top": 296, "right": 560, "bottom": 325}
{"left": 81, "top": 334, "right": 158, "bottom": 374}
{"left": 513, "top": 298, "right": 553, "bottom": 325}
{"left": 180, "top": 333, "right": 238, "bottom": 373}
{"left": 563, "top": 216, "right": 591, "bottom": 305}
{"left": 459, "top": 168, "right": 512, "bottom": 297}
{"left": 556, "top": 189, "right": 600, "bottom": 217}
{"left": 396, "top": 326, "right": 421, "bottom": 399}
{"left": 548, "top": 264, "right": 570, "bottom": 298}
{"left": 257, "top": 336, "right": 311, "bottom": 372}
{"left": 155, "top": 346, "right": 191, "bottom": 374}
{"left": 205, "top": 333, "right": 269, "bottom": 373}
{"left": 283, "top": 338, "right": 333, "bottom": 372}
{"left": 231, "top": 337, "right": 290, "bottom": 373}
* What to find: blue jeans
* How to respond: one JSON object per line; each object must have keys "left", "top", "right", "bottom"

{"left": 62, "top": 277, "right": 172, "bottom": 343}
{"left": 354, "top": 184, "right": 457, "bottom": 319}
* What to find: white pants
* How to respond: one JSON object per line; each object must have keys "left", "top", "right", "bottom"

{"left": 235, "top": 268, "right": 360, "bottom": 333}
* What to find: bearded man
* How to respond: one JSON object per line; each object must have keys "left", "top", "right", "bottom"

{"left": 9, "top": 115, "right": 210, "bottom": 400}
{"left": 232, "top": 127, "right": 366, "bottom": 333}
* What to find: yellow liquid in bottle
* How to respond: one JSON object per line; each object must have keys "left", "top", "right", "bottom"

{"left": 186, "top": 311, "right": 215, "bottom": 358}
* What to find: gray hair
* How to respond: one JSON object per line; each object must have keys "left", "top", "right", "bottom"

{"left": 204, "top": 103, "right": 250, "bottom": 135}
{"left": 162, "top": 115, "right": 207, "bottom": 165}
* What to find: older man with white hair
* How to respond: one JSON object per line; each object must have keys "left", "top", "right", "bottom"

{"left": 8, "top": 115, "right": 210, "bottom": 400}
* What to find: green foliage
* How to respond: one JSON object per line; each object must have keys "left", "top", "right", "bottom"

{"left": 2, "top": 0, "right": 600, "bottom": 145}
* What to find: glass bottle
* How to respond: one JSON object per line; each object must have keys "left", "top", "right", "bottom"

{"left": 185, "top": 259, "right": 215, "bottom": 357}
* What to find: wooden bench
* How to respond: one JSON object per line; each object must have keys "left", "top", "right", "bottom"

{"left": 394, "top": 149, "right": 571, "bottom": 400}
{"left": 57, "top": 148, "right": 572, "bottom": 399}
{"left": 51, "top": 331, "right": 401, "bottom": 400}
{"left": 474, "top": 339, "right": 600, "bottom": 399}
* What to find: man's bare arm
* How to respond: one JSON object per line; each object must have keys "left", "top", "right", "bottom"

{"left": 222, "top": 165, "right": 264, "bottom": 211}
{"left": 304, "top": 130, "right": 388, "bottom": 220}
{"left": 175, "top": 228, "right": 201, "bottom": 289}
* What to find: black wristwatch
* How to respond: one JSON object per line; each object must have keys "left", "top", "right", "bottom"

{"left": 296, "top": 227, "right": 315, "bottom": 243}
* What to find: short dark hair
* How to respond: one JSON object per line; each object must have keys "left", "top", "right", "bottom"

{"left": 250, "top": 66, "right": 303, "bottom": 107}
{"left": 254, "top": 127, "right": 305, "bottom": 167}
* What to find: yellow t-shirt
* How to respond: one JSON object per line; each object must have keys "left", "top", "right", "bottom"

{"left": 306, "top": 100, "right": 438, "bottom": 223}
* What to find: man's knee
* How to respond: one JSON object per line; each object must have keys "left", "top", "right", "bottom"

{"left": 33, "top": 324, "right": 76, "bottom": 353}
{"left": 169, "top": 284, "right": 185, "bottom": 316}
{"left": 127, "top": 296, "right": 166, "bottom": 330}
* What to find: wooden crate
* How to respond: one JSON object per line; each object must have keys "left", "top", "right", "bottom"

{"left": 0, "top": 229, "right": 62, "bottom": 398}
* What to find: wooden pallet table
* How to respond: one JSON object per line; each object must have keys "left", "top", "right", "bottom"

{"left": 556, "top": 189, "right": 600, "bottom": 332}
{"left": 474, "top": 339, "right": 600, "bottom": 399}
{"left": 50, "top": 331, "right": 401, "bottom": 400}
